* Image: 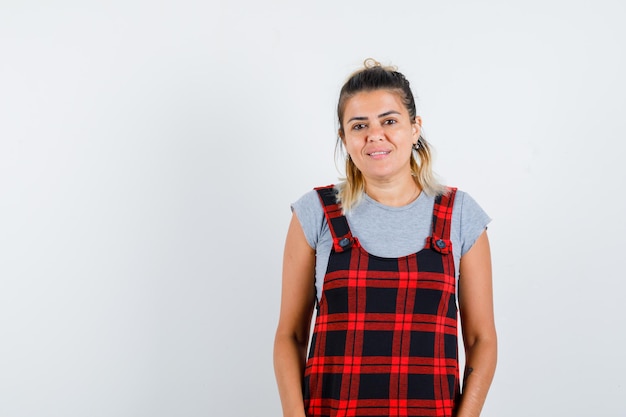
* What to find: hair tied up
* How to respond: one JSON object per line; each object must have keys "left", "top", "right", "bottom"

{"left": 363, "top": 58, "right": 381, "bottom": 68}
{"left": 363, "top": 58, "right": 397, "bottom": 71}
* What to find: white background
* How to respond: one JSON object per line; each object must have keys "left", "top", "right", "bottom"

{"left": 1, "top": 1, "right": 625, "bottom": 416}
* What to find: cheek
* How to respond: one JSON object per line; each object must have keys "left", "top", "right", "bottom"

{"left": 344, "top": 140, "right": 364, "bottom": 158}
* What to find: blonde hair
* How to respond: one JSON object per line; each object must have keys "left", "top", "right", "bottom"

{"left": 335, "top": 59, "right": 445, "bottom": 212}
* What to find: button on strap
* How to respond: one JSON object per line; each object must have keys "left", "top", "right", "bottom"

{"left": 428, "top": 236, "right": 452, "bottom": 254}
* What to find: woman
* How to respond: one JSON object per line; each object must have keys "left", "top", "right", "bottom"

{"left": 274, "top": 59, "right": 497, "bottom": 417}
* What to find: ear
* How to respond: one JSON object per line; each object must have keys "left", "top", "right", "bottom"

{"left": 412, "top": 116, "right": 422, "bottom": 141}
{"left": 338, "top": 128, "right": 346, "bottom": 144}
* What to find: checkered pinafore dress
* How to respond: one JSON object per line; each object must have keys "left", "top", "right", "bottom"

{"left": 303, "top": 186, "right": 460, "bottom": 417}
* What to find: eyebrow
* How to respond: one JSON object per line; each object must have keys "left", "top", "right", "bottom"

{"left": 346, "top": 110, "right": 401, "bottom": 124}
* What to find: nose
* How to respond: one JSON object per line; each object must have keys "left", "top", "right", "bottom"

{"left": 367, "top": 124, "right": 384, "bottom": 142}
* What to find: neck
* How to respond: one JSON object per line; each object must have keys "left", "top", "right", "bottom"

{"left": 364, "top": 178, "right": 421, "bottom": 207}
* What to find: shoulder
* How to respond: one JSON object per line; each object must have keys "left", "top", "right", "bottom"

{"left": 292, "top": 188, "right": 322, "bottom": 210}
{"left": 449, "top": 188, "right": 491, "bottom": 256}
{"left": 451, "top": 189, "right": 490, "bottom": 224}
{"left": 292, "top": 185, "right": 336, "bottom": 214}
{"left": 290, "top": 186, "right": 334, "bottom": 249}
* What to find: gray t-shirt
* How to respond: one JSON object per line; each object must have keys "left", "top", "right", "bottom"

{"left": 292, "top": 187, "right": 491, "bottom": 302}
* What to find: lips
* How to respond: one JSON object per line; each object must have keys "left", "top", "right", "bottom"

{"left": 367, "top": 150, "right": 391, "bottom": 159}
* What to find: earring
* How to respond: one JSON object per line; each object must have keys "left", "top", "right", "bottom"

{"left": 413, "top": 136, "right": 424, "bottom": 151}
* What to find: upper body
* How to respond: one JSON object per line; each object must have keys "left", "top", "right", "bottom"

{"left": 291, "top": 186, "right": 490, "bottom": 302}
{"left": 273, "top": 59, "right": 497, "bottom": 417}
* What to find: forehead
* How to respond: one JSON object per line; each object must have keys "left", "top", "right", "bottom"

{"left": 343, "top": 89, "right": 407, "bottom": 116}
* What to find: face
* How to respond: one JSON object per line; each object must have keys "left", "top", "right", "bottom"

{"left": 341, "top": 89, "right": 421, "bottom": 183}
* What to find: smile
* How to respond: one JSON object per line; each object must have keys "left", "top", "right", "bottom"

{"left": 368, "top": 151, "right": 390, "bottom": 156}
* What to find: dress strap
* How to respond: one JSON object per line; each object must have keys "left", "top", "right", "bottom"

{"left": 427, "top": 187, "right": 457, "bottom": 254}
{"left": 314, "top": 185, "right": 357, "bottom": 253}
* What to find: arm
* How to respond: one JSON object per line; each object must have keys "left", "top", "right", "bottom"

{"left": 455, "top": 230, "right": 497, "bottom": 417}
{"left": 273, "top": 213, "right": 317, "bottom": 417}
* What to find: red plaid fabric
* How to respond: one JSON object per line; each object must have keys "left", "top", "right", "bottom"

{"left": 304, "top": 185, "right": 459, "bottom": 417}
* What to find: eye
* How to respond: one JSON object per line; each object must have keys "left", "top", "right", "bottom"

{"left": 383, "top": 119, "right": 397, "bottom": 125}
{"left": 352, "top": 123, "right": 367, "bottom": 131}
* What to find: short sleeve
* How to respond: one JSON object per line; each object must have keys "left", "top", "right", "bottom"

{"left": 291, "top": 190, "right": 326, "bottom": 250}
{"left": 458, "top": 191, "right": 491, "bottom": 257}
